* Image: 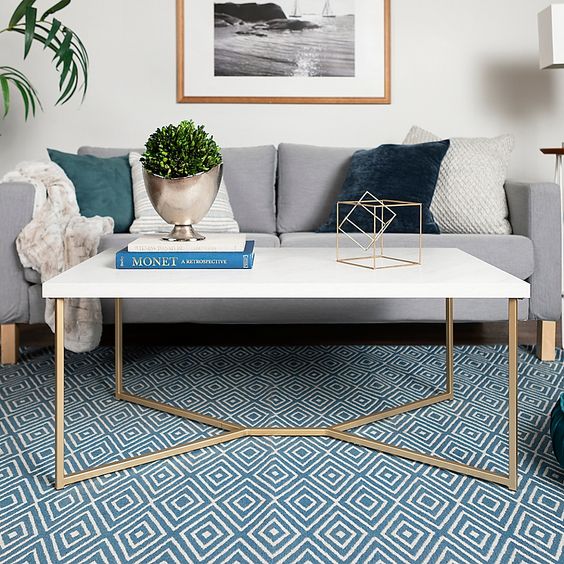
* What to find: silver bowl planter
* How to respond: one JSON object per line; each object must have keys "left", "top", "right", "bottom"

{"left": 142, "top": 164, "right": 223, "bottom": 241}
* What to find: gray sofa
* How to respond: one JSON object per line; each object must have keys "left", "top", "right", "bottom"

{"left": 0, "top": 143, "right": 561, "bottom": 363}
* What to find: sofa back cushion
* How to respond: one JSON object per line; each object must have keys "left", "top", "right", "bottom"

{"left": 277, "top": 143, "right": 360, "bottom": 233}
{"left": 78, "top": 145, "right": 277, "bottom": 233}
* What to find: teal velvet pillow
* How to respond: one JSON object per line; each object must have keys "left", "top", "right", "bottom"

{"left": 317, "top": 140, "right": 450, "bottom": 234}
{"left": 551, "top": 393, "right": 564, "bottom": 468}
{"left": 48, "top": 148, "right": 134, "bottom": 233}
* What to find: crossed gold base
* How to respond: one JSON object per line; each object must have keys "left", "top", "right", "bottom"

{"left": 54, "top": 298, "right": 519, "bottom": 491}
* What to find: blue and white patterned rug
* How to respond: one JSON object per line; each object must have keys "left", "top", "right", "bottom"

{"left": 1, "top": 343, "right": 563, "bottom": 563}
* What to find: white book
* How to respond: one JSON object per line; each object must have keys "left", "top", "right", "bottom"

{"left": 128, "top": 233, "right": 247, "bottom": 253}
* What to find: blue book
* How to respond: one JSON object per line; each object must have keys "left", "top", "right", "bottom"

{"left": 115, "top": 241, "right": 255, "bottom": 270}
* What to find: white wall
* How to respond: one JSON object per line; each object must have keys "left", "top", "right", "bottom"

{"left": 1, "top": 0, "right": 564, "bottom": 181}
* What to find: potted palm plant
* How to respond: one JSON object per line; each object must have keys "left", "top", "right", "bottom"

{"left": 1, "top": 0, "right": 89, "bottom": 121}
{"left": 140, "top": 120, "right": 223, "bottom": 242}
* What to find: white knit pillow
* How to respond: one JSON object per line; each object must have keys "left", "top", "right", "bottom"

{"left": 403, "top": 126, "right": 514, "bottom": 234}
{"left": 128, "top": 152, "right": 239, "bottom": 234}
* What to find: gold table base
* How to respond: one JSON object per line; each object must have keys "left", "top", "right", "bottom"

{"left": 54, "top": 298, "right": 519, "bottom": 490}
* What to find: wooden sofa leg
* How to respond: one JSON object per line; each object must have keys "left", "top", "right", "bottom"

{"left": 536, "top": 320, "right": 556, "bottom": 362}
{"left": 1, "top": 324, "right": 20, "bottom": 365}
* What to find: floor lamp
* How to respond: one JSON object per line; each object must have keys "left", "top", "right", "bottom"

{"left": 539, "top": 4, "right": 564, "bottom": 349}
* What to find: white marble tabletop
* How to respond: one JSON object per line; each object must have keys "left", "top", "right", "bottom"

{"left": 42, "top": 247, "right": 530, "bottom": 300}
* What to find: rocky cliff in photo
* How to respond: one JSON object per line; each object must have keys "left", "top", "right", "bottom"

{"left": 214, "top": 2, "right": 287, "bottom": 23}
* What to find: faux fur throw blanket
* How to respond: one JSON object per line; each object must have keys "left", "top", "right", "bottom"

{"left": 4, "top": 162, "right": 114, "bottom": 352}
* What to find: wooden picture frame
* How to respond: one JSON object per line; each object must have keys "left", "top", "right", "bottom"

{"left": 176, "top": 0, "right": 391, "bottom": 104}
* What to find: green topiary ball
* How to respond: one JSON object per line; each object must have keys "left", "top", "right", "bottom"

{"left": 140, "top": 120, "right": 222, "bottom": 179}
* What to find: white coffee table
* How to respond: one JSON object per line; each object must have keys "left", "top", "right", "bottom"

{"left": 43, "top": 247, "right": 530, "bottom": 491}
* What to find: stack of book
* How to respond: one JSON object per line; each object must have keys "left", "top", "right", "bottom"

{"left": 115, "top": 234, "right": 255, "bottom": 270}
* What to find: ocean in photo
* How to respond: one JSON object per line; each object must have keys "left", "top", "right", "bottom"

{"left": 215, "top": 15, "right": 355, "bottom": 77}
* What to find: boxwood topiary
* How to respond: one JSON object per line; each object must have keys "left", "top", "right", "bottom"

{"left": 140, "top": 120, "right": 222, "bottom": 179}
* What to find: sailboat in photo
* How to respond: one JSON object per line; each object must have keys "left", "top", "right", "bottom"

{"left": 322, "top": 0, "right": 336, "bottom": 17}
{"left": 290, "top": 0, "right": 302, "bottom": 18}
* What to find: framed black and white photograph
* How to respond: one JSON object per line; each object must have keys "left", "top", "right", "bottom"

{"left": 177, "top": 0, "right": 391, "bottom": 104}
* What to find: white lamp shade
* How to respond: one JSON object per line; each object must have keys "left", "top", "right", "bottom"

{"left": 539, "top": 4, "right": 564, "bottom": 68}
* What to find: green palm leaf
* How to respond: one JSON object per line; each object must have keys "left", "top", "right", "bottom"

{"left": 8, "top": 0, "right": 36, "bottom": 28}
{"left": 0, "top": 66, "right": 42, "bottom": 120}
{"left": 2, "top": 0, "right": 88, "bottom": 121}
{"left": 55, "top": 28, "right": 72, "bottom": 62}
{"left": 23, "top": 6, "right": 37, "bottom": 58}
{"left": 41, "top": 0, "right": 72, "bottom": 21}
{"left": 44, "top": 17, "right": 61, "bottom": 48}
{"left": 0, "top": 76, "right": 10, "bottom": 117}
{"left": 10, "top": 22, "right": 88, "bottom": 105}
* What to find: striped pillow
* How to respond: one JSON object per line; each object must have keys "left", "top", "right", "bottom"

{"left": 128, "top": 152, "right": 239, "bottom": 234}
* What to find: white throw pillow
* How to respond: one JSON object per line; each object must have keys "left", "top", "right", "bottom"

{"left": 128, "top": 152, "right": 239, "bottom": 234}
{"left": 403, "top": 126, "right": 514, "bottom": 234}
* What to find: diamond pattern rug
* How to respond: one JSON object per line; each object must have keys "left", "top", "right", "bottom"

{"left": 1, "top": 344, "right": 563, "bottom": 563}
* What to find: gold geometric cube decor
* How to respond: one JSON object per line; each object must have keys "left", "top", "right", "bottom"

{"left": 336, "top": 191, "right": 423, "bottom": 270}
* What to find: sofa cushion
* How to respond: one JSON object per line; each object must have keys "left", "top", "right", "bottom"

{"left": 279, "top": 232, "right": 534, "bottom": 280}
{"left": 49, "top": 149, "right": 134, "bottom": 233}
{"left": 98, "top": 232, "right": 280, "bottom": 252}
{"left": 277, "top": 143, "right": 360, "bottom": 233}
{"left": 78, "top": 145, "right": 277, "bottom": 234}
{"left": 221, "top": 146, "right": 277, "bottom": 233}
{"left": 77, "top": 147, "right": 143, "bottom": 158}
{"left": 317, "top": 141, "right": 450, "bottom": 235}
{"left": 404, "top": 126, "right": 513, "bottom": 235}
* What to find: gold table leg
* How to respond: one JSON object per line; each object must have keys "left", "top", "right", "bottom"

{"left": 55, "top": 298, "right": 65, "bottom": 490}
{"left": 508, "top": 297, "right": 519, "bottom": 490}
{"left": 53, "top": 297, "right": 519, "bottom": 491}
{"left": 446, "top": 297, "right": 454, "bottom": 399}
{"left": 329, "top": 298, "right": 519, "bottom": 491}
{"left": 115, "top": 297, "right": 123, "bottom": 398}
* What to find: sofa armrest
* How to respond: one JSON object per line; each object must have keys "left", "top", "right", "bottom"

{"left": 505, "top": 180, "right": 561, "bottom": 320}
{"left": 0, "top": 182, "right": 35, "bottom": 323}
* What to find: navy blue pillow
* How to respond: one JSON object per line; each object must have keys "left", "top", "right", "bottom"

{"left": 318, "top": 140, "right": 450, "bottom": 234}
